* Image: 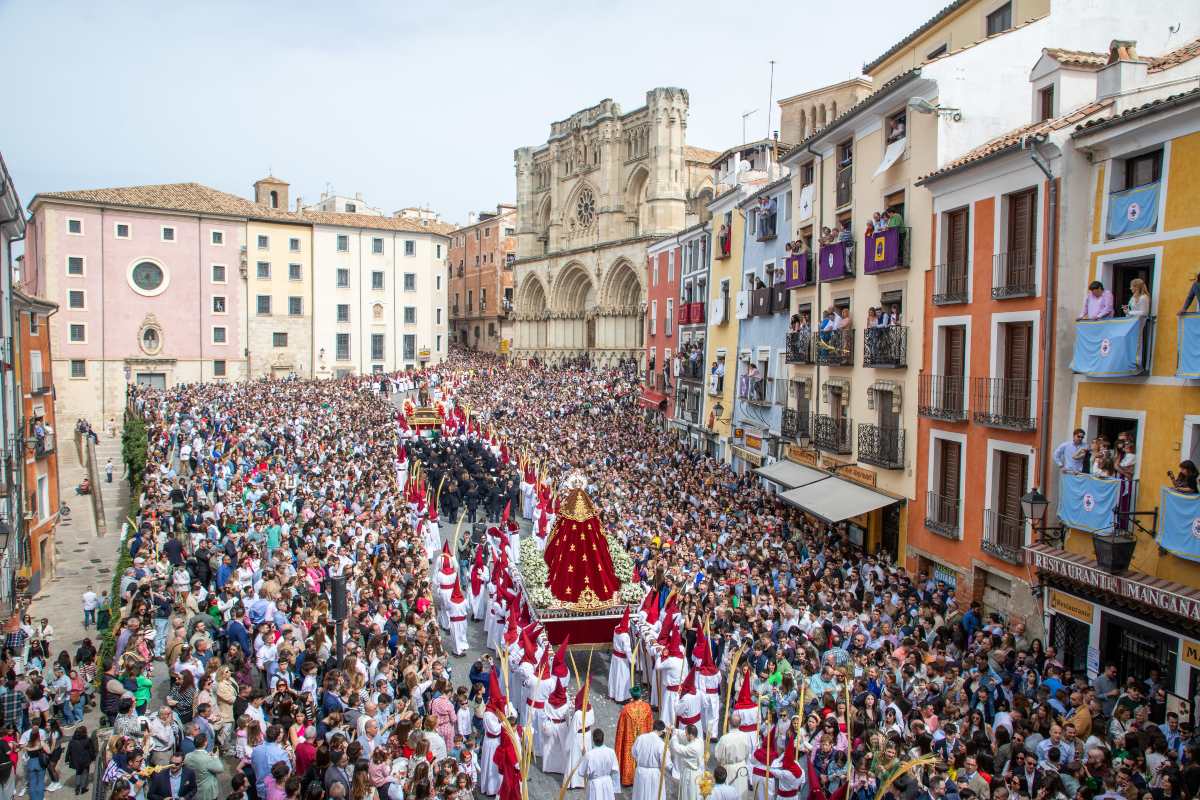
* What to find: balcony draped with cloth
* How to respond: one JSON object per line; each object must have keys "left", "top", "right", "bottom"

{"left": 1057, "top": 472, "right": 1126, "bottom": 532}
{"left": 1106, "top": 181, "right": 1160, "bottom": 239}
{"left": 1158, "top": 489, "right": 1200, "bottom": 562}
{"left": 818, "top": 241, "right": 854, "bottom": 282}
{"left": 1070, "top": 316, "right": 1151, "bottom": 376}
{"left": 863, "top": 227, "right": 909, "bottom": 274}
{"left": 783, "top": 254, "right": 811, "bottom": 288}
{"left": 1178, "top": 313, "right": 1200, "bottom": 378}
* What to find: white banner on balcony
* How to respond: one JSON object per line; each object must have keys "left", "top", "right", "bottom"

{"left": 797, "top": 184, "right": 814, "bottom": 220}
{"left": 735, "top": 291, "right": 749, "bottom": 320}
{"left": 873, "top": 137, "right": 907, "bottom": 177}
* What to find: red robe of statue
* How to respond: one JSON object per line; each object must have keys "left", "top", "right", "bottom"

{"left": 543, "top": 483, "right": 621, "bottom": 604}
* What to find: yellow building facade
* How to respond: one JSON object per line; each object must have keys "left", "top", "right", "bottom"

{"left": 246, "top": 218, "right": 314, "bottom": 378}
{"left": 701, "top": 189, "right": 747, "bottom": 460}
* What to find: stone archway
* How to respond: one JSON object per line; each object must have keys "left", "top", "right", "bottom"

{"left": 624, "top": 166, "right": 650, "bottom": 236}
{"left": 516, "top": 274, "right": 549, "bottom": 350}
{"left": 554, "top": 262, "right": 596, "bottom": 314}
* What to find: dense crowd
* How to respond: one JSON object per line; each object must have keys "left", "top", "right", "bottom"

{"left": 0, "top": 351, "right": 1191, "bottom": 800}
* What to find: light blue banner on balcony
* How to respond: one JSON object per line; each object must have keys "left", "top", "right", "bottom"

{"left": 1070, "top": 316, "right": 1145, "bottom": 376}
{"left": 1179, "top": 314, "right": 1200, "bottom": 378}
{"left": 1158, "top": 488, "right": 1200, "bottom": 563}
{"left": 1106, "top": 182, "right": 1159, "bottom": 239}
{"left": 1057, "top": 472, "right": 1120, "bottom": 532}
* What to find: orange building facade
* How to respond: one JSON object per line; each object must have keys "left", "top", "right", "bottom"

{"left": 448, "top": 205, "right": 517, "bottom": 354}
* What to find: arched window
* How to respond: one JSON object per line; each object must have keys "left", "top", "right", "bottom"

{"left": 269, "top": 190, "right": 278, "bottom": 208}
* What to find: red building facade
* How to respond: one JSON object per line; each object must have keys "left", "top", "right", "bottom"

{"left": 641, "top": 234, "right": 682, "bottom": 416}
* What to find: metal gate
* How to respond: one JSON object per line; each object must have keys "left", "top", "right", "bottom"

{"left": 1051, "top": 613, "right": 1089, "bottom": 674}
{"left": 1102, "top": 613, "right": 1177, "bottom": 692}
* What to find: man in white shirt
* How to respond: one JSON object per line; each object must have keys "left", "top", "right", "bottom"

{"left": 148, "top": 706, "right": 176, "bottom": 765}
{"left": 82, "top": 590, "right": 99, "bottom": 629}
{"left": 578, "top": 729, "right": 620, "bottom": 800}
{"left": 1053, "top": 429, "right": 1088, "bottom": 473}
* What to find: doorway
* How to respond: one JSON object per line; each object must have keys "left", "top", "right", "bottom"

{"left": 135, "top": 372, "right": 166, "bottom": 389}
{"left": 1101, "top": 612, "right": 1178, "bottom": 692}
{"left": 880, "top": 503, "right": 901, "bottom": 564}
{"left": 1051, "top": 612, "right": 1090, "bottom": 674}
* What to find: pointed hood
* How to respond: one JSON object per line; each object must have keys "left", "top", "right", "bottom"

{"left": 520, "top": 632, "right": 537, "bottom": 665}
{"left": 666, "top": 626, "right": 684, "bottom": 659}
{"left": 735, "top": 667, "right": 757, "bottom": 710}
{"left": 641, "top": 588, "right": 660, "bottom": 625}
{"left": 449, "top": 580, "right": 465, "bottom": 605}
{"left": 695, "top": 631, "right": 719, "bottom": 676}
{"left": 536, "top": 646, "right": 551, "bottom": 679}
{"left": 503, "top": 612, "right": 520, "bottom": 647}
{"left": 613, "top": 606, "right": 631, "bottom": 635}
{"left": 574, "top": 678, "right": 591, "bottom": 712}
{"left": 752, "top": 736, "right": 777, "bottom": 768}
{"left": 486, "top": 667, "right": 507, "bottom": 716}
{"left": 781, "top": 735, "right": 803, "bottom": 777}
{"left": 551, "top": 634, "right": 571, "bottom": 679}
{"left": 428, "top": 499, "right": 438, "bottom": 522}
{"left": 680, "top": 667, "right": 698, "bottom": 696}
{"left": 501, "top": 500, "right": 512, "bottom": 527}
{"left": 439, "top": 554, "right": 456, "bottom": 577}
{"left": 547, "top": 677, "right": 568, "bottom": 709}
{"left": 656, "top": 609, "right": 675, "bottom": 646}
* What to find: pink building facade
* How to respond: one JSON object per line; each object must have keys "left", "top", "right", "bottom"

{"left": 640, "top": 236, "right": 682, "bottom": 418}
{"left": 25, "top": 191, "right": 248, "bottom": 421}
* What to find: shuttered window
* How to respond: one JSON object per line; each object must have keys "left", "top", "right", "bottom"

{"left": 940, "top": 441, "right": 961, "bottom": 501}
{"left": 947, "top": 209, "right": 968, "bottom": 269}
{"left": 1006, "top": 189, "right": 1036, "bottom": 274}
{"left": 998, "top": 451, "right": 1027, "bottom": 519}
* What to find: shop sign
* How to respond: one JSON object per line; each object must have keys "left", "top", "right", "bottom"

{"left": 786, "top": 446, "right": 818, "bottom": 466}
{"left": 732, "top": 446, "right": 764, "bottom": 467}
{"left": 1049, "top": 590, "right": 1094, "bottom": 624}
{"left": 745, "top": 434, "right": 762, "bottom": 450}
{"left": 1031, "top": 548, "right": 1200, "bottom": 623}
{"left": 839, "top": 464, "right": 877, "bottom": 488}
{"left": 932, "top": 563, "right": 958, "bottom": 589}
{"left": 1183, "top": 639, "right": 1200, "bottom": 669}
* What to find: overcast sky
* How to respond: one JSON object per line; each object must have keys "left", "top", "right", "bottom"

{"left": 2, "top": 0, "right": 949, "bottom": 227}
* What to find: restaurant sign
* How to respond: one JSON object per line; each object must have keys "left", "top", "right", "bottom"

{"left": 786, "top": 446, "right": 818, "bottom": 466}
{"left": 1031, "top": 548, "right": 1200, "bottom": 623}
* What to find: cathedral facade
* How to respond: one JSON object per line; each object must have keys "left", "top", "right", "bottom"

{"left": 511, "top": 87, "right": 716, "bottom": 365}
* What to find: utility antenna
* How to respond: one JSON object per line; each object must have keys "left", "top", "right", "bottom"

{"left": 742, "top": 109, "right": 758, "bottom": 145}
{"left": 766, "top": 60, "right": 777, "bottom": 140}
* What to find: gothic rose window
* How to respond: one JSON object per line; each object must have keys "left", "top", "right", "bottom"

{"left": 575, "top": 188, "right": 595, "bottom": 229}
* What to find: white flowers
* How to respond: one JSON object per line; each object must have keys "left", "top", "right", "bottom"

{"left": 516, "top": 530, "right": 644, "bottom": 610}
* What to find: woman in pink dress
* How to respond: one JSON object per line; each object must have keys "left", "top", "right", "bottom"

{"left": 429, "top": 679, "right": 457, "bottom": 753}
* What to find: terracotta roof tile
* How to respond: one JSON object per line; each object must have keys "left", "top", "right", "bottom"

{"left": 863, "top": 0, "right": 970, "bottom": 73}
{"left": 918, "top": 99, "right": 1113, "bottom": 183}
{"left": 1073, "top": 86, "right": 1200, "bottom": 136}
{"left": 1043, "top": 47, "right": 1108, "bottom": 69}
{"left": 300, "top": 209, "right": 455, "bottom": 236}
{"left": 1147, "top": 37, "right": 1200, "bottom": 72}
{"left": 684, "top": 145, "right": 721, "bottom": 163}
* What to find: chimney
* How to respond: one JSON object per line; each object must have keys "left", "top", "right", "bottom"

{"left": 355, "top": 192, "right": 363, "bottom": 201}
{"left": 295, "top": 196, "right": 303, "bottom": 212}
{"left": 1097, "top": 39, "right": 1148, "bottom": 106}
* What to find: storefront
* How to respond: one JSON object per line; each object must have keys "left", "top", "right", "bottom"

{"left": 1029, "top": 543, "right": 1200, "bottom": 709}
{"left": 730, "top": 427, "right": 768, "bottom": 477}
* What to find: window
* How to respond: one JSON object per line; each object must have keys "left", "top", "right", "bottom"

{"left": 668, "top": 251, "right": 675, "bottom": 282}
{"left": 666, "top": 299, "right": 674, "bottom": 333}
{"left": 336, "top": 333, "right": 351, "bottom": 360}
{"left": 345, "top": 202, "right": 357, "bottom": 213}
{"left": 211, "top": 230, "right": 224, "bottom": 245}
{"left": 68, "top": 290, "right": 85, "bottom": 309}
{"left": 212, "top": 296, "right": 226, "bottom": 313}
{"left": 273, "top": 332, "right": 288, "bottom": 348}
{"left": 403, "top": 273, "right": 416, "bottom": 291}
{"left": 504, "top": 227, "right": 514, "bottom": 237}
{"left": 436, "top": 307, "right": 442, "bottom": 325}
{"left": 289, "top": 237, "right": 300, "bottom": 252}
{"left": 337, "top": 304, "right": 350, "bottom": 322}
{"left": 212, "top": 326, "right": 227, "bottom": 344}
{"left": 161, "top": 226, "right": 175, "bottom": 242}
{"left": 288, "top": 296, "right": 303, "bottom": 316}
{"left": 467, "top": 290, "right": 473, "bottom": 310}
{"left": 128, "top": 260, "right": 167, "bottom": 295}
{"left": 404, "top": 306, "right": 416, "bottom": 324}
{"left": 257, "top": 295, "right": 272, "bottom": 315}
{"left": 288, "top": 263, "right": 302, "bottom": 281}
{"left": 986, "top": 1, "right": 1012, "bottom": 35}
{"left": 927, "top": 43, "right": 948, "bottom": 59}
{"left": 651, "top": 300, "right": 658, "bottom": 334}
{"left": 212, "top": 264, "right": 227, "bottom": 283}
{"left": 404, "top": 240, "right": 415, "bottom": 256}
{"left": 336, "top": 235, "right": 349, "bottom": 252}
{"left": 1038, "top": 85, "right": 1055, "bottom": 121}
{"left": 371, "top": 333, "right": 385, "bottom": 361}
{"left": 70, "top": 360, "right": 86, "bottom": 378}
{"left": 68, "top": 323, "right": 85, "bottom": 342}
{"left": 256, "top": 261, "right": 271, "bottom": 279}
{"left": 1123, "top": 149, "right": 1163, "bottom": 190}
{"left": 403, "top": 334, "right": 416, "bottom": 360}
{"left": 336, "top": 268, "right": 350, "bottom": 288}
{"left": 213, "top": 360, "right": 226, "bottom": 377}
{"left": 115, "top": 223, "right": 130, "bottom": 239}
{"left": 489, "top": 322, "right": 496, "bottom": 337}
{"left": 257, "top": 234, "right": 269, "bottom": 249}
{"left": 436, "top": 334, "right": 442, "bottom": 351}
{"left": 435, "top": 275, "right": 441, "bottom": 291}
{"left": 371, "top": 271, "right": 385, "bottom": 290}
{"left": 67, "top": 219, "right": 82, "bottom": 235}
{"left": 481, "top": 288, "right": 487, "bottom": 309}
{"left": 436, "top": 244, "right": 442, "bottom": 258}
{"left": 67, "top": 256, "right": 84, "bottom": 276}
{"left": 29, "top": 313, "right": 39, "bottom": 335}
{"left": 372, "top": 238, "right": 384, "bottom": 255}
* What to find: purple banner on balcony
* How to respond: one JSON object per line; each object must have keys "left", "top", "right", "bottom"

{"left": 864, "top": 228, "right": 901, "bottom": 274}
{"left": 783, "top": 254, "right": 810, "bottom": 288}
{"left": 818, "top": 242, "right": 851, "bottom": 281}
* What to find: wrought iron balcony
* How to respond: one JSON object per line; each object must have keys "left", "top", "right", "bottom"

{"left": 932, "top": 262, "right": 969, "bottom": 305}
{"left": 781, "top": 407, "right": 810, "bottom": 441}
{"left": 680, "top": 359, "right": 705, "bottom": 381}
{"left": 813, "top": 415, "right": 852, "bottom": 455}
{"left": 815, "top": 328, "right": 854, "bottom": 367}
{"left": 34, "top": 432, "right": 55, "bottom": 459}
{"left": 971, "top": 376, "right": 1037, "bottom": 431}
{"left": 992, "top": 250, "right": 1037, "bottom": 299}
{"left": 918, "top": 374, "right": 967, "bottom": 421}
{"left": 785, "top": 331, "right": 812, "bottom": 364}
{"left": 862, "top": 326, "right": 907, "bottom": 368}
{"left": 857, "top": 423, "right": 904, "bottom": 469}
{"left": 925, "top": 492, "right": 960, "bottom": 539}
{"left": 983, "top": 508, "right": 1025, "bottom": 564}
{"left": 29, "top": 372, "right": 52, "bottom": 396}
{"left": 745, "top": 378, "right": 770, "bottom": 406}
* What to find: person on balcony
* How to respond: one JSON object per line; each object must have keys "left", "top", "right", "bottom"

{"left": 886, "top": 208, "right": 904, "bottom": 229}
{"left": 1178, "top": 271, "right": 1200, "bottom": 314}
{"left": 837, "top": 221, "right": 853, "bottom": 244}
{"left": 865, "top": 214, "right": 882, "bottom": 238}
{"left": 1123, "top": 278, "right": 1150, "bottom": 318}
{"left": 887, "top": 118, "right": 905, "bottom": 143}
{"left": 1168, "top": 460, "right": 1198, "bottom": 493}
{"left": 1077, "top": 281, "right": 1114, "bottom": 320}
{"left": 1115, "top": 432, "right": 1137, "bottom": 520}
{"left": 887, "top": 303, "right": 902, "bottom": 326}
{"left": 1087, "top": 436, "right": 1112, "bottom": 477}
{"left": 818, "top": 227, "right": 836, "bottom": 247}
{"left": 1053, "top": 429, "right": 1088, "bottom": 473}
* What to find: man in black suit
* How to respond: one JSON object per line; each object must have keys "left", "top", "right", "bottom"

{"left": 148, "top": 753, "right": 197, "bottom": 800}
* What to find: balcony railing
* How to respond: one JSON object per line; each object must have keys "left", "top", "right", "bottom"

{"left": 813, "top": 415, "right": 853, "bottom": 455}
{"left": 983, "top": 508, "right": 1025, "bottom": 564}
{"left": 756, "top": 211, "right": 778, "bottom": 241}
{"left": 1106, "top": 181, "right": 1160, "bottom": 240}
{"left": 992, "top": 250, "right": 1037, "bottom": 299}
{"left": 708, "top": 374, "right": 725, "bottom": 396}
{"left": 680, "top": 359, "right": 705, "bottom": 381}
{"left": 863, "top": 227, "right": 910, "bottom": 274}
{"left": 750, "top": 287, "right": 771, "bottom": 317}
{"left": 34, "top": 432, "right": 55, "bottom": 459}
{"left": 745, "top": 378, "right": 769, "bottom": 406}
{"left": 781, "top": 407, "right": 811, "bottom": 440}
{"left": 29, "top": 372, "right": 52, "bottom": 396}
{"left": 925, "top": 492, "right": 960, "bottom": 539}
{"left": 835, "top": 165, "right": 853, "bottom": 207}
{"left": 815, "top": 328, "right": 854, "bottom": 367}
{"left": 857, "top": 423, "right": 904, "bottom": 469}
{"left": 770, "top": 285, "right": 789, "bottom": 314}
{"left": 682, "top": 302, "right": 706, "bottom": 325}
{"left": 918, "top": 374, "right": 967, "bottom": 421}
{"left": 785, "top": 331, "right": 813, "bottom": 364}
{"left": 863, "top": 325, "right": 907, "bottom": 368}
{"left": 1070, "top": 316, "right": 1155, "bottom": 377}
{"left": 932, "top": 262, "right": 969, "bottom": 305}
{"left": 818, "top": 241, "right": 855, "bottom": 282}
{"left": 971, "top": 376, "right": 1036, "bottom": 431}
